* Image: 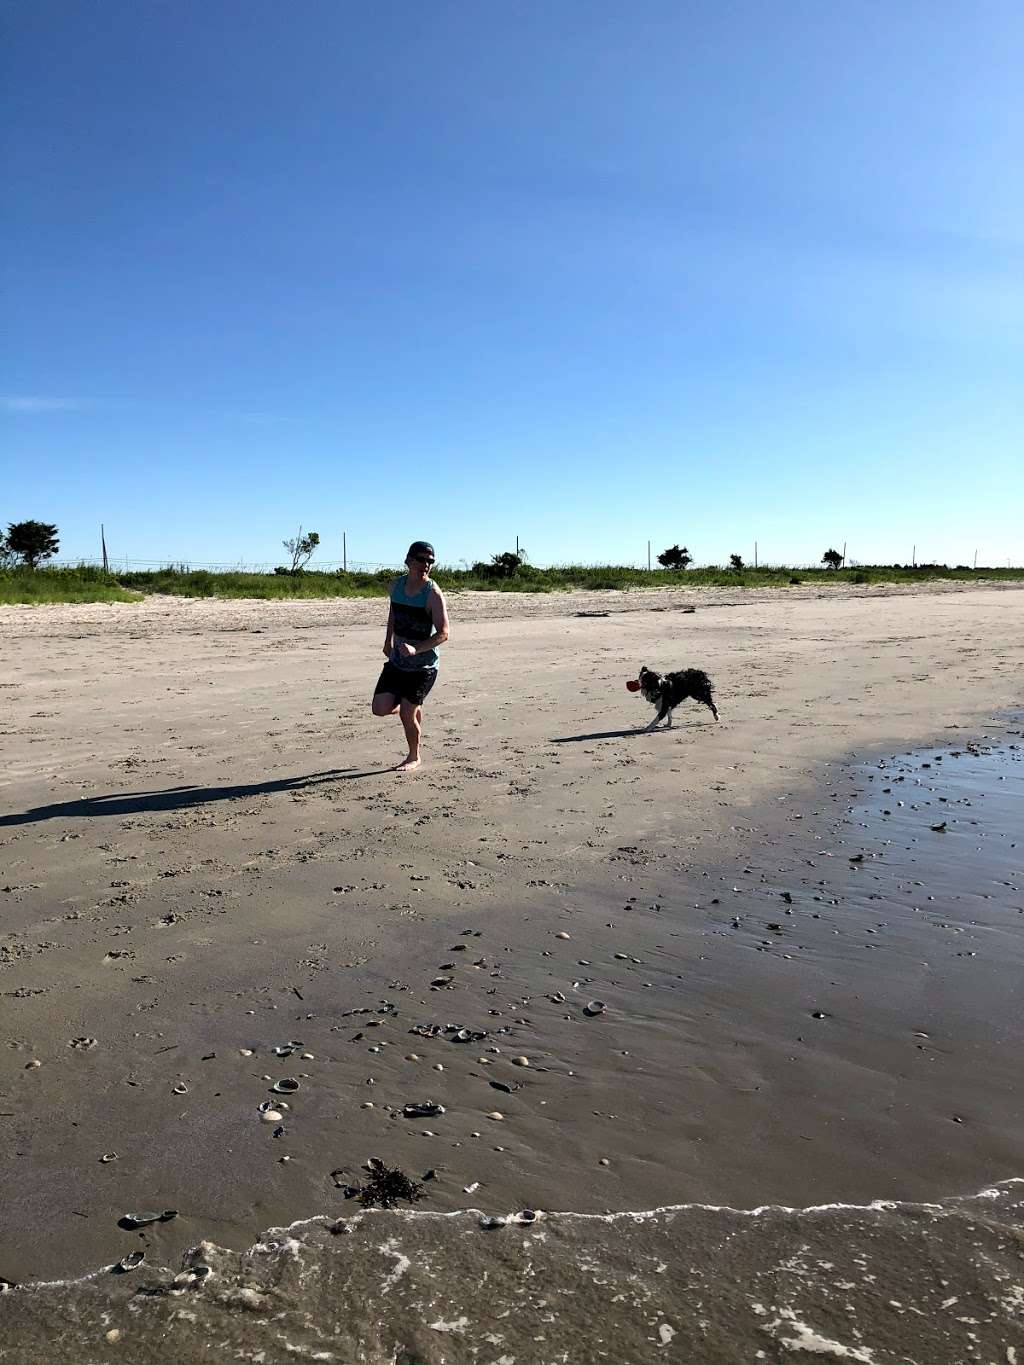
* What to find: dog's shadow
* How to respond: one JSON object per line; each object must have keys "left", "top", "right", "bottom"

{"left": 549, "top": 723, "right": 704, "bottom": 743}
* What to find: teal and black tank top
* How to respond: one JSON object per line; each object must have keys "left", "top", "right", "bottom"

{"left": 390, "top": 576, "right": 438, "bottom": 671}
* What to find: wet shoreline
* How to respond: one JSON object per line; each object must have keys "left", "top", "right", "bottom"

{"left": 2, "top": 720, "right": 1021, "bottom": 1361}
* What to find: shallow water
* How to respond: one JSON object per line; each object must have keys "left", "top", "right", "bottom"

{"left": 2, "top": 726, "right": 1022, "bottom": 1362}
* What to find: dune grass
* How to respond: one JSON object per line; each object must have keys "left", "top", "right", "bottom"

{"left": 3, "top": 562, "right": 1022, "bottom": 605}
{"left": 0, "top": 566, "right": 142, "bottom": 605}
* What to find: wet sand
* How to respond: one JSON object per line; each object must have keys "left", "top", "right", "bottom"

{"left": 1, "top": 584, "right": 1022, "bottom": 1359}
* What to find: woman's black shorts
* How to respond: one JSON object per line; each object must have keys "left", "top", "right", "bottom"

{"left": 374, "top": 663, "right": 438, "bottom": 706}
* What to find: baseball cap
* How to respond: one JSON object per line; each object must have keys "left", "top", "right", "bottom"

{"left": 407, "top": 541, "right": 435, "bottom": 560}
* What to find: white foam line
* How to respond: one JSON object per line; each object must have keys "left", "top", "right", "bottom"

{"left": 12, "top": 1179, "right": 1023, "bottom": 1294}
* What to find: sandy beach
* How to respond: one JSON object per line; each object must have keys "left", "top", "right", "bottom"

{"left": 1, "top": 581, "right": 1022, "bottom": 1360}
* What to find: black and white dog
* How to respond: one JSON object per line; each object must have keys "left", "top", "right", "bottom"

{"left": 637, "top": 666, "right": 719, "bottom": 730}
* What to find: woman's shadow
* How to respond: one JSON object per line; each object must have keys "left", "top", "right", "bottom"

{"left": 0, "top": 768, "right": 393, "bottom": 827}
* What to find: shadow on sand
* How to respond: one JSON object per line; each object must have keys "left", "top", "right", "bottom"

{"left": 549, "top": 722, "right": 706, "bottom": 743}
{"left": 0, "top": 768, "right": 397, "bottom": 827}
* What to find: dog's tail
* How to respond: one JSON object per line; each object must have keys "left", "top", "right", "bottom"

{"left": 679, "top": 668, "right": 719, "bottom": 720}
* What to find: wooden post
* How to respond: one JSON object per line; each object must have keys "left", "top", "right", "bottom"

{"left": 842, "top": 541, "right": 846, "bottom": 568}
{"left": 343, "top": 532, "right": 347, "bottom": 572}
{"left": 647, "top": 540, "right": 651, "bottom": 571}
{"left": 753, "top": 541, "right": 758, "bottom": 569}
{"left": 974, "top": 548, "right": 978, "bottom": 570}
{"left": 101, "top": 524, "right": 109, "bottom": 573}
{"left": 912, "top": 544, "right": 916, "bottom": 568}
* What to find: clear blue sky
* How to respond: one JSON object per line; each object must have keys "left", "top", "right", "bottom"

{"left": 2, "top": 1, "right": 1021, "bottom": 569}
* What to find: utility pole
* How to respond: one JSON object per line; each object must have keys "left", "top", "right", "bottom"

{"left": 753, "top": 541, "right": 758, "bottom": 569}
{"left": 912, "top": 544, "right": 916, "bottom": 568}
{"left": 101, "top": 524, "right": 109, "bottom": 573}
{"left": 342, "top": 532, "right": 347, "bottom": 572}
{"left": 647, "top": 540, "right": 651, "bottom": 571}
{"left": 973, "top": 548, "right": 978, "bottom": 570}
{"left": 842, "top": 540, "right": 847, "bottom": 568}
{"left": 515, "top": 535, "right": 519, "bottom": 559}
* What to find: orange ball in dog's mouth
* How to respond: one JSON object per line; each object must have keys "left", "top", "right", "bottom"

{"left": 626, "top": 678, "right": 641, "bottom": 692}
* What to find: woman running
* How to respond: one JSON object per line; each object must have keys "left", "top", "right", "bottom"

{"left": 371, "top": 540, "right": 450, "bottom": 772}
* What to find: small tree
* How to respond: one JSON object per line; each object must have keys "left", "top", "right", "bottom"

{"left": 489, "top": 550, "right": 524, "bottom": 579}
{"left": 6, "top": 520, "right": 59, "bottom": 568}
{"left": 729, "top": 553, "right": 744, "bottom": 571}
{"left": 657, "top": 544, "right": 692, "bottom": 570}
{"left": 0, "top": 529, "right": 14, "bottom": 568}
{"left": 282, "top": 527, "right": 320, "bottom": 572}
{"left": 822, "top": 548, "right": 843, "bottom": 570}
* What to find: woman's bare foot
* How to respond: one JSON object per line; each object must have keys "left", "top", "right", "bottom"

{"left": 395, "top": 755, "right": 421, "bottom": 772}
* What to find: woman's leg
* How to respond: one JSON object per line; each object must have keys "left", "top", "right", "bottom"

{"left": 371, "top": 692, "right": 399, "bottom": 717}
{"left": 396, "top": 699, "right": 422, "bottom": 770}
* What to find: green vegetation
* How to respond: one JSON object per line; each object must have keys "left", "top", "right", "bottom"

{"left": 0, "top": 565, "right": 141, "bottom": 605}
{"left": 3, "top": 560, "right": 1023, "bottom": 606}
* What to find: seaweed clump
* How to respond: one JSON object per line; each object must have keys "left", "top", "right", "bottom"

{"left": 357, "top": 1161, "right": 425, "bottom": 1210}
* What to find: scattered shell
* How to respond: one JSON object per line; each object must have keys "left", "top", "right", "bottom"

{"left": 100, "top": 1152, "right": 118, "bottom": 1164}
{"left": 260, "top": 1109, "right": 284, "bottom": 1123}
{"left": 172, "top": 1082, "right": 189, "bottom": 1095}
{"left": 433, "top": 1063, "right": 444, "bottom": 1072}
{"left": 361, "top": 1101, "right": 374, "bottom": 1109}
{"left": 116, "top": 1252, "right": 145, "bottom": 1272}
{"left": 555, "top": 932, "right": 571, "bottom": 940}
{"left": 106, "top": 1329, "right": 122, "bottom": 1343}
{"left": 239, "top": 1048, "right": 254, "bottom": 1057}
{"left": 405, "top": 1054, "right": 420, "bottom": 1062}
{"left": 583, "top": 1000, "right": 606, "bottom": 1017}
{"left": 24, "top": 1059, "right": 42, "bottom": 1070}
{"left": 464, "top": 1181, "right": 480, "bottom": 1193}
{"left": 271, "top": 1078, "right": 300, "bottom": 1094}
{"left": 403, "top": 1102, "right": 445, "bottom": 1119}
{"left": 511, "top": 1056, "right": 530, "bottom": 1067}
{"left": 485, "top": 1111, "right": 504, "bottom": 1121}
{"left": 69, "top": 1037, "right": 98, "bottom": 1050}
{"left": 479, "top": 1214, "right": 507, "bottom": 1229}
{"left": 300, "top": 1052, "right": 314, "bottom": 1061}
{"left": 599, "top": 1158, "right": 610, "bottom": 1167}
{"left": 119, "top": 1210, "right": 177, "bottom": 1229}
{"left": 514, "top": 1209, "right": 539, "bottom": 1225}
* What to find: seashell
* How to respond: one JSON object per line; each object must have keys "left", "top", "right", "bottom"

{"left": 479, "top": 1214, "right": 507, "bottom": 1229}
{"left": 271, "top": 1078, "right": 300, "bottom": 1094}
{"left": 183, "top": 1263, "right": 211, "bottom": 1282}
{"left": 69, "top": 1036, "right": 98, "bottom": 1050}
{"left": 300, "top": 1053, "right": 314, "bottom": 1061}
{"left": 485, "top": 1111, "right": 504, "bottom": 1121}
{"left": 514, "top": 1209, "right": 539, "bottom": 1225}
{"left": 272, "top": 1045, "right": 296, "bottom": 1057}
{"left": 403, "top": 1102, "right": 445, "bottom": 1118}
{"left": 431, "top": 976, "right": 453, "bottom": 988}
{"left": 99, "top": 1152, "right": 118, "bottom": 1164}
{"left": 583, "top": 1000, "right": 606, "bottom": 1016}
{"left": 172, "top": 1082, "right": 188, "bottom": 1095}
{"left": 119, "top": 1210, "right": 177, "bottom": 1229}
{"left": 239, "top": 1048, "right": 254, "bottom": 1057}
{"left": 555, "top": 931, "right": 571, "bottom": 940}
{"left": 260, "top": 1109, "right": 284, "bottom": 1123}
{"left": 511, "top": 1056, "right": 530, "bottom": 1067}
{"left": 25, "top": 1059, "right": 42, "bottom": 1069}
{"left": 116, "top": 1252, "right": 145, "bottom": 1272}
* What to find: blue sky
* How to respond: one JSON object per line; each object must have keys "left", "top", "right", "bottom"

{"left": 2, "top": 1, "right": 1021, "bottom": 569}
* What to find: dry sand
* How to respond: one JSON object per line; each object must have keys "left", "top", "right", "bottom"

{"left": 1, "top": 581, "right": 1022, "bottom": 1358}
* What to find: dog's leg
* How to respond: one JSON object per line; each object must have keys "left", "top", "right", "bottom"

{"left": 666, "top": 708, "right": 673, "bottom": 728}
{"left": 644, "top": 704, "right": 670, "bottom": 732}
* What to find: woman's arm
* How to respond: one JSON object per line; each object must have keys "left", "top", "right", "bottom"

{"left": 418, "top": 587, "right": 450, "bottom": 654}
{"left": 383, "top": 603, "right": 395, "bottom": 657}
